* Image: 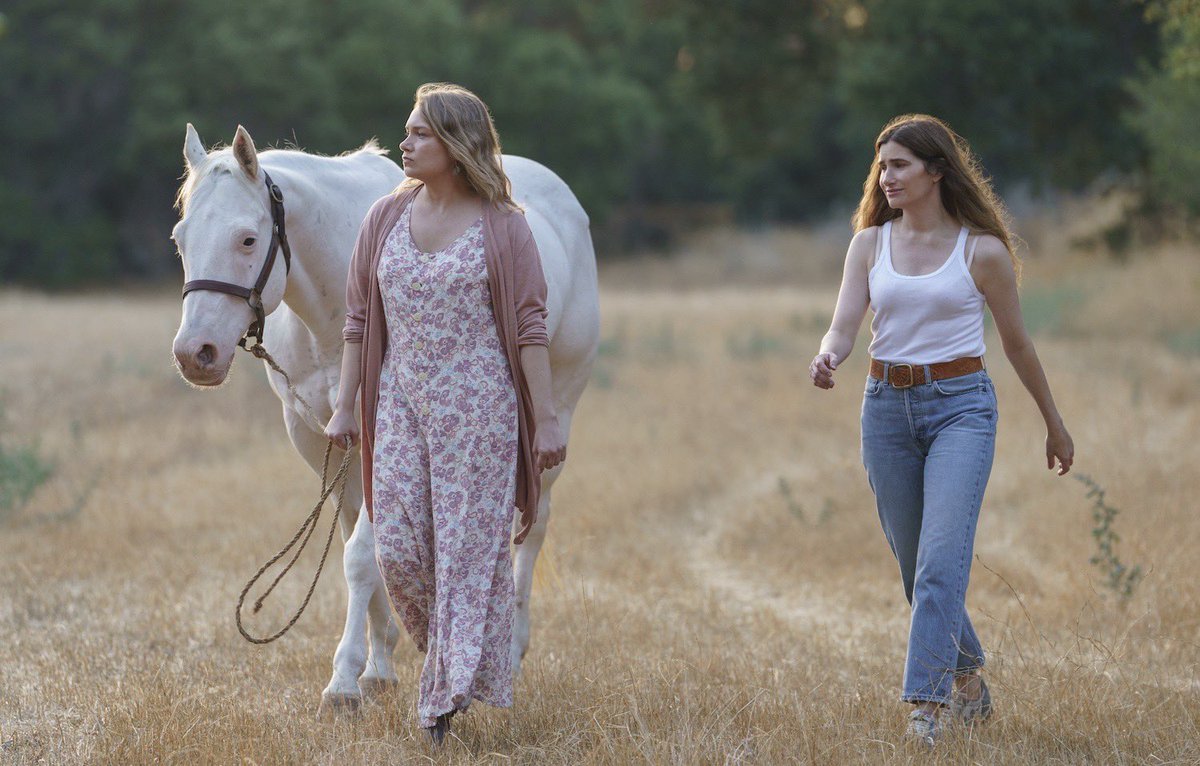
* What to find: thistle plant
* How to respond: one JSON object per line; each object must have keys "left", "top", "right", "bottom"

{"left": 1075, "top": 473, "right": 1143, "bottom": 598}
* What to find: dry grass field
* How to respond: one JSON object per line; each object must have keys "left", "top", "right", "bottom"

{"left": 2, "top": 212, "right": 1199, "bottom": 764}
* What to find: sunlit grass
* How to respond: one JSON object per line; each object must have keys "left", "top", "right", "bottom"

{"left": 1, "top": 232, "right": 1198, "bottom": 764}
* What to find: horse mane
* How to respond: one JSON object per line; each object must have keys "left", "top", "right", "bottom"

{"left": 342, "top": 137, "right": 388, "bottom": 157}
{"left": 175, "top": 138, "right": 390, "bottom": 216}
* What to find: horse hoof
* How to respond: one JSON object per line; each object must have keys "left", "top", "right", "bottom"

{"left": 359, "top": 677, "right": 400, "bottom": 701}
{"left": 317, "top": 692, "right": 362, "bottom": 720}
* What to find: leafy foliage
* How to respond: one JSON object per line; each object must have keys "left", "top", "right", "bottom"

{"left": 1075, "top": 473, "right": 1143, "bottom": 599}
{"left": 833, "top": 0, "right": 1155, "bottom": 189}
{"left": 0, "top": 0, "right": 1180, "bottom": 286}
{"left": 1129, "top": 0, "right": 1200, "bottom": 214}
{"left": 0, "top": 442, "right": 53, "bottom": 518}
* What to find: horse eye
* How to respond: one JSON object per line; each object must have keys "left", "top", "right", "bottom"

{"left": 243, "top": 237, "right": 256, "bottom": 247}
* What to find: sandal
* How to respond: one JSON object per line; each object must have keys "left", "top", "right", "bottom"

{"left": 907, "top": 708, "right": 947, "bottom": 747}
{"left": 950, "top": 675, "right": 993, "bottom": 724}
{"left": 426, "top": 710, "right": 456, "bottom": 746}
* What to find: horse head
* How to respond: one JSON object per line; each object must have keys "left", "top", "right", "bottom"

{"left": 172, "top": 124, "right": 288, "bottom": 386}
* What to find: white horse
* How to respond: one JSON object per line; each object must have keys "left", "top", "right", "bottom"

{"left": 171, "top": 124, "right": 599, "bottom": 713}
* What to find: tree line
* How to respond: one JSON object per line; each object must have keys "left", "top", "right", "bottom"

{"left": 0, "top": 0, "right": 1194, "bottom": 287}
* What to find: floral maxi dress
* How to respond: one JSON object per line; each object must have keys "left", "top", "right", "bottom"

{"left": 372, "top": 203, "right": 518, "bottom": 727}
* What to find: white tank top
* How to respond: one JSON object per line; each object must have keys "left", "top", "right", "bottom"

{"left": 867, "top": 219, "right": 986, "bottom": 364}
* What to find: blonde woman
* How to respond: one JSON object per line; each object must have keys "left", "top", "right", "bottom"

{"left": 325, "top": 83, "right": 565, "bottom": 743}
{"left": 810, "top": 114, "right": 1074, "bottom": 745}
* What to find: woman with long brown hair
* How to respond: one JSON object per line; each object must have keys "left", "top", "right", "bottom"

{"left": 325, "top": 83, "right": 565, "bottom": 744}
{"left": 809, "top": 114, "right": 1074, "bottom": 745}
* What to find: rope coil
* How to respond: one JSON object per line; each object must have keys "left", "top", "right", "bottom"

{"left": 233, "top": 341, "right": 355, "bottom": 644}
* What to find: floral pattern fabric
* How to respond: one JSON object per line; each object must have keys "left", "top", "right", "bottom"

{"left": 373, "top": 203, "right": 518, "bottom": 728}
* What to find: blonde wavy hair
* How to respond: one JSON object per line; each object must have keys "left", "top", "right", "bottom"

{"left": 398, "top": 82, "right": 519, "bottom": 212}
{"left": 852, "top": 114, "right": 1021, "bottom": 277}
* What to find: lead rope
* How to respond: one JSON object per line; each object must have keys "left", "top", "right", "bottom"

{"left": 234, "top": 340, "right": 356, "bottom": 644}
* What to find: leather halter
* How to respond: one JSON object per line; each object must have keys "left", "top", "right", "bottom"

{"left": 181, "top": 171, "right": 292, "bottom": 348}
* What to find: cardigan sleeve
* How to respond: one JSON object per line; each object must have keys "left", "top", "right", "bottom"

{"left": 510, "top": 214, "right": 550, "bottom": 347}
{"left": 342, "top": 196, "right": 389, "bottom": 343}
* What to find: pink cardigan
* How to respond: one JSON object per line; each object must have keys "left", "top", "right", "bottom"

{"left": 343, "top": 187, "right": 550, "bottom": 544}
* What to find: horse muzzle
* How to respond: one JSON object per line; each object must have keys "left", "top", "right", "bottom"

{"left": 173, "top": 336, "right": 234, "bottom": 386}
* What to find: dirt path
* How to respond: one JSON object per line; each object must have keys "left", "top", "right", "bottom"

{"left": 687, "top": 468, "right": 854, "bottom": 630}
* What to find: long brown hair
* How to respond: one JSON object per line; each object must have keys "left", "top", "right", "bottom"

{"left": 398, "top": 82, "right": 520, "bottom": 212}
{"left": 852, "top": 114, "right": 1020, "bottom": 275}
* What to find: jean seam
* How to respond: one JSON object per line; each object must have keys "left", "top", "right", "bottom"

{"left": 932, "top": 383, "right": 984, "bottom": 397}
{"left": 902, "top": 693, "right": 949, "bottom": 704}
{"left": 951, "top": 420, "right": 991, "bottom": 675}
{"left": 903, "top": 390, "right": 918, "bottom": 442}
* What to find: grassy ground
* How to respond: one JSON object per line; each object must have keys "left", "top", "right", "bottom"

{"left": 2, "top": 222, "right": 1198, "bottom": 764}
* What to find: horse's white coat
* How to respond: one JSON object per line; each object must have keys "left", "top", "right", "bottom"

{"left": 172, "top": 125, "right": 599, "bottom": 711}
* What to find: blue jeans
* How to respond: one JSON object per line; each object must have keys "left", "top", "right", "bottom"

{"left": 861, "top": 368, "right": 997, "bottom": 704}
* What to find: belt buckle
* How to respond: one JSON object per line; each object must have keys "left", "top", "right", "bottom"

{"left": 889, "top": 363, "right": 915, "bottom": 389}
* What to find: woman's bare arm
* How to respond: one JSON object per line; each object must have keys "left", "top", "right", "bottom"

{"left": 519, "top": 344, "right": 565, "bottom": 472}
{"left": 324, "top": 341, "right": 363, "bottom": 449}
{"left": 811, "top": 228, "right": 876, "bottom": 389}
{"left": 973, "top": 237, "right": 1074, "bottom": 474}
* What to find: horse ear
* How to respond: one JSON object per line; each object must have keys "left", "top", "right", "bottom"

{"left": 184, "top": 123, "right": 208, "bottom": 170}
{"left": 232, "top": 125, "right": 260, "bottom": 179}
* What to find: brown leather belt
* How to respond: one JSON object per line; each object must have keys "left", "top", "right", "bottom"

{"left": 869, "top": 356, "right": 984, "bottom": 389}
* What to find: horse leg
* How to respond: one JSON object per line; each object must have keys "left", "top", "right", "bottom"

{"left": 321, "top": 503, "right": 399, "bottom": 713}
{"left": 512, "top": 418, "right": 570, "bottom": 678}
{"left": 349, "top": 508, "right": 401, "bottom": 701}
{"left": 511, "top": 482, "right": 550, "bottom": 678}
{"left": 279, "top": 410, "right": 394, "bottom": 716}
{"left": 328, "top": 457, "right": 400, "bottom": 703}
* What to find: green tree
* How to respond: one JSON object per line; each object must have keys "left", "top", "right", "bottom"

{"left": 0, "top": 0, "right": 138, "bottom": 285}
{"left": 665, "top": 0, "right": 848, "bottom": 220}
{"left": 462, "top": 0, "right": 718, "bottom": 224}
{"left": 0, "top": 0, "right": 1175, "bottom": 287}
{"left": 1130, "top": 0, "right": 1200, "bottom": 215}
{"left": 834, "top": 0, "right": 1157, "bottom": 192}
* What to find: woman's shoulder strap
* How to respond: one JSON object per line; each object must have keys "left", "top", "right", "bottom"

{"left": 872, "top": 222, "right": 889, "bottom": 269}
{"left": 966, "top": 230, "right": 980, "bottom": 268}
